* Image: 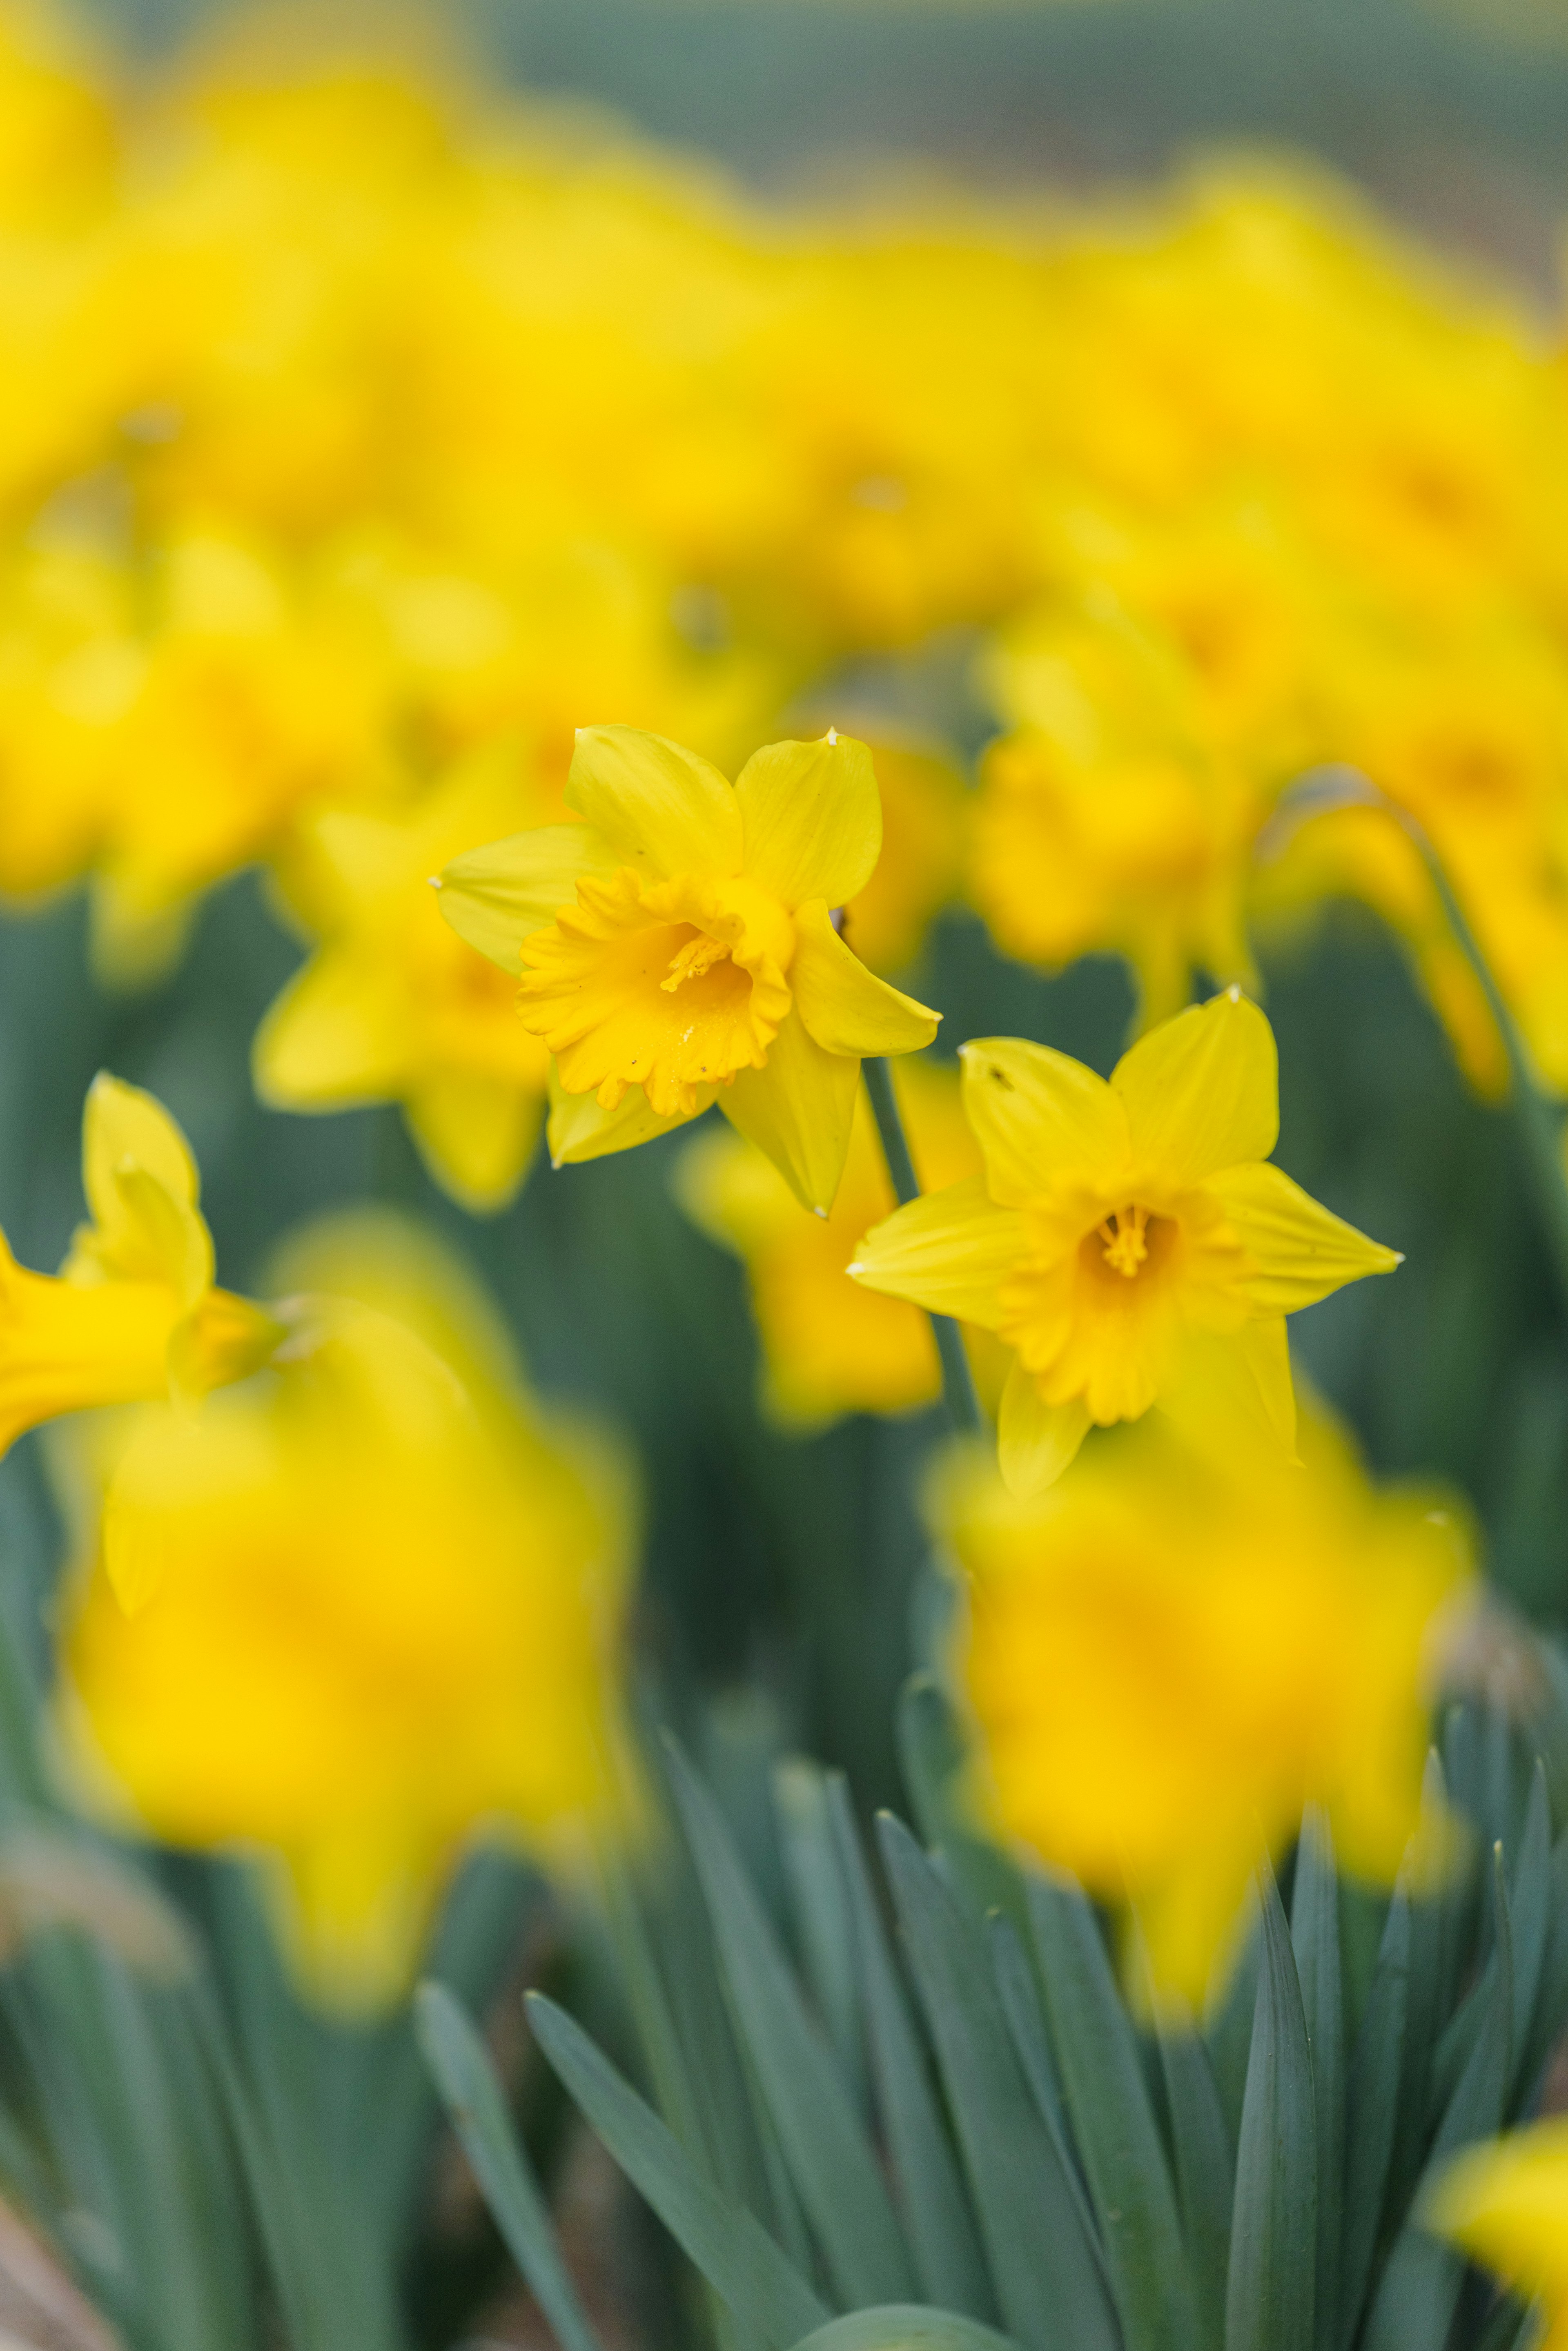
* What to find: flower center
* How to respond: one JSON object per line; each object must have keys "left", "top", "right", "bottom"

{"left": 663, "top": 931, "right": 732, "bottom": 991}
{"left": 1098, "top": 1204, "right": 1150, "bottom": 1279}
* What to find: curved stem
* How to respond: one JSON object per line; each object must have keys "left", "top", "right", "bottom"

{"left": 861, "top": 1057, "right": 984, "bottom": 1437}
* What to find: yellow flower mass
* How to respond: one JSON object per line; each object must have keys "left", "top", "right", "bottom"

{"left": 932, "top": 1411, "right": 1469, "bottom": 2004}
{"left": 851, "top": 989, "right": 1399, "bottom": 1491}
{"left": 0, "top": 1072, "right": 278, "bottom": 1457}
{"left": 59, "top": 1214, "right": 633, "bottom": 2009}
{"left": 1428, "top": 2121, "right": 1568, "bottom": 2349}
{"left": 437, "top": 725, "right": 939, "bottom": 1212}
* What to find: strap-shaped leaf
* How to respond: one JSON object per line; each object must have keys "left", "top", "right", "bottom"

{"left": 824, "top": 1778, "right": 996, "bottom": 2321}
{"left": 896, "top": 1676, "right": 1028, "bottom": 1934}
{"left": 414, "top": 1984, "right": 604, "bottom": 2351}
{"left": 787, "top": 2308, "right": 1020, "bottom": 2351}
{"left": 1363, "top": 1844, "right": 1515, "bottom": 2351}
{"left": 1024, "top": 1877, "right": 1193, "bottom": 2351}
{"left": 1387, "top": 1753, "right": 1448, "bottom": 2222}
{"left": 666, "top": 1742, "right": 916, "bottom": 2308}
{"left": 1517, "top": 1829, "right": 1568, "bottom": 2099}
{"left": 989, "top": 1918, "right": 1097, "bottom": 2248}
{"left": 1155, "top": 2014, "right": 1233, "bottom": 2349}
{"left": 1338, "top": 1877, "right": 1409, "bottom": 2345}
{"left": 1506, "top": 1762, "right": 1552, "bottom": 2103}
{"left": 877, "top": 1815, "right": 1120, "bottom": 2351}
{"left": 527, "top": 1992, "right": 829, "bottom": 2351}
{"left": 775, "top": 1762, "right": 865, "bottom": 2110}
{"left": 1225, "top": 1863, "right": 1316, "bottom": 2351}
{"left": 1289, "top": 1812, "right": 1343, "bottom": 2351}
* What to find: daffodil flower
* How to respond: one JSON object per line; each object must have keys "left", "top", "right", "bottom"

{"left": 1429, "top": 2120, "right": 1568, "bottom": 2345}
{"left": 0, "top": 1074, "right": 280, "bottom": 1457}
{"left": 436, "top": 726, "right": 940, "bottom": 1212}
{"left": 851, "top": 988, "right": 1399, "bottom": 1491}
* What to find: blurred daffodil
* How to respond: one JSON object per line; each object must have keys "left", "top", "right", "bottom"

{"left": 255, "top": 748, "right": 557, "bottom": 1212}
{"left": 677, "top": 1057, "right": 1002, "bottom": 1425}
{"left": 59, "top": 1212, "right": 633, "bottom": 2009}
{"left": 1428, "top": 2121, "right": 1568, "bottom": 2345}
{"left": 437, "top": 725, "right": 939, "bottom": 1212}
{"left": 851, "top": 989, "right": 1399, "bottom": 1491}
{"left": 932, "top": 1411, "right": 1470, "bottom": 2004}
{"left": 837, "top": 735, "right": 969, "bottom": 978}
{"left": 0, "top": 1073, "right": 278, "bottom": 1457}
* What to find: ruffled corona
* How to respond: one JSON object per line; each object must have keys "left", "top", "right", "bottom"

{"left": 851, "top": 988, "right": 1400, "bottom": 1491}
{"left": 438, "top": 725, "right": 939, "bottom": 1211}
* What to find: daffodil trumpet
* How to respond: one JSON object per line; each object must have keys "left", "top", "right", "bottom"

{"left": 861, "top": 1055, "right": 983, "bottom": 1435}
{"left": 851, "top": 988, "right": 1401, "bottom": 1493}
{"left": 435, "top": 726, "right": 940, "bottom": 1214}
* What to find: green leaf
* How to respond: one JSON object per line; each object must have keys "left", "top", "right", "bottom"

{"left": 824, "top": 1777, "right": 996, "bottom": 2322}
{"left": 526, "top": 1992, "right": 829, "bottom": 2351}
{"left": 1225, "top": 1862, "right": 1316, "bottom": 2351}
{"left": 1337, "top": 1876, "right": 1409, "bottom": 2346}
{"left": 1517, "top": 1830, "right": 1568, "bottom": 2100}
{"left": 1362, "top": 1843, "right": 1515, "bottom": 2351}
{"left": 414, "top": 1983, "right": 604, "bottom": 2351}
{"left": 1205, "top": 1913, "right": 1261, "bottom": 2148}
{"left": 1024, "top": 1877, "right": 1194, "bottom": 2351}
{"left": 1155, "top": 2014, "right": 1232, "bottom": 2349}
{"left": 1386, "top": 1753, "right": 1448, "bottom": 2223}
{"left": 786, "top": 2308, "right": 1021, "bottom": 2351}
{"left": 876, "top": 1815, "right": 1120, "bottom": 2351}
{"left": 1289, "top": 1811, "right": 1342, "bottom": 2351}
{"left": 1506, "top": 1762, "right": 1552, "bottom": 2104}
{"left": 896, "top": 1676, "right": 1028, "bottom": 1934}
{"left": 666, "top": 1740, "right": 917, "bottom": 2307}
{"left": 775, "top": 1761, "right": 865, "bottom": 2112}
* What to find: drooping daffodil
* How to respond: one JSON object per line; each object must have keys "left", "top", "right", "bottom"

{"left": 0, "top": 1074, "right": 280, "bottom": 1457}
{"left": 435, "top": 726, "right": 940, "bottom": 1212}
{"left": 851, "top": 988, "right": 1399, "bottom": 1491}
{"left": 1428, "top": 2121, "right": 1568, "bottom": 2347}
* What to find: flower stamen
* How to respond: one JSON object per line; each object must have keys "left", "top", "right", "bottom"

{"left": 663, "top": 933, "right": 731, "bottom": 991}
{"left": 1098, "top": 1203, "right": 1150, "bottom": 1278}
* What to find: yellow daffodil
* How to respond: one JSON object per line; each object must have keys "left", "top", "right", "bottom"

{"left": 1428, "top": 2121, "right": 1568, "bottom": 2347}
{"left": 0, "top": 1073, "right": 278, "bottom": 1457}
{"left": 677, "top": 1056, "right": 1003, "bottom": 1425}
{"left": 931, "top": 1410, "right": 1470, "bottom": 2003}
{"left": 58, "top": 1212, "right": 633, "bottom": 2009}
{"left": 851, "top": 989, "right": 1399, "bottom": 1491}
{"left": 437, "top": 725, "right": 939, "bottom": 1212}
{"left": 255, "top": 747, "right": 558, "bottom": 1212}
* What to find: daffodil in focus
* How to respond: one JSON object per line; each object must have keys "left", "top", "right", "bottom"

{"left": 255, "top": 748, "right": 557, "bottom": 1212}
{"left": 59, "top": 1213, "right": 633, "bottom": 2009}
{"left": 851, "top": 988, "right": 1399, "bottom": 1491}
{"left": 0, "top": 1073, "right": 278, "bottom": 1457}
{"left": 1428, "top": 2121, "right": 1568, "bottom": 2346}
{"left": 678, "top": 1057, "right": 1002, "bottom": 1425}
{"left": 437, "top": 725, "right": 939, "bottom": 1211}
{"left": 931, "top": 1411, "right": 1469, "bottom": 2002}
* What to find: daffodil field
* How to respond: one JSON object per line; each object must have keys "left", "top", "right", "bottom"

{"left": 7, "top": 3, "right": 1568, "bottom": 2348}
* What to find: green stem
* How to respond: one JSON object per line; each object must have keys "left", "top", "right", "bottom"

{"left": 861, "top": 1057, "right": 984, "bottom": 1437}
{"left": 1394, "top": 809, "right": 1568, "bottom": 1315}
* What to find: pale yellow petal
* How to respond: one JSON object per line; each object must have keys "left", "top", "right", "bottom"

{"left": 437, "top": 825, "right": 610, "bottom": 974}
{"left": 721, "top": 1007, "right": 859, "bottom": 1214}
{"left": 790, "top": 901, "right": 939, "bottom": 1058}
{"left": 167, "top": 1290, "right": 283, "bottom": 1411}
{"left": 1112, "top": 990, "right": 1278, "bottom": 1186}
{"left": 71, "top": 1076, "right": 212, "bottom": 1304}
{"left": 849, "top": 1175, "right": 1024, "bottom": 1326}
{"left": 252, "top": 948, "right": 409, "bottom": 1108}
{"left": 0, "top": 1236, "right": 178, "bottom": 1454}
{"left": 82, "top": 1073, "right": 198, "bottom": 1227}
{"left": 734, "top": 732, "right": 881, "bottom": 909}
{"left": 997, "top": 1362, "right": 1089, "bottom": 1495}
{"left": 547, "top": 1067, "right": 708, "bottom": 1167}
{"left": 959, "top": 1037, "right": 1129, "bottom": 1208}
{"left": 1207, "top": 1162, "right": 1402, "bottom": 1312}
{"left": 405, "top": 1074, "right": 544, "bottom": 1213}
{"left": 1160, "top": 1315, "right": 1297, "bottom": 1461}
{"left": 565, "top": 726, "right": 741, "bottom": 881}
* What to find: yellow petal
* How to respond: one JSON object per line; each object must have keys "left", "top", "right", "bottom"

{"left": 72, "top": 1076, "right": 212, "bottom": 1304}
{"left": 547, "top": 1067, "right": 708, "bottom": 1166}
{"left": 168, "top": 1290, "right": 283, "bottom": 1409}
{"left": 437, "top": 825, "right": 610, "bottom": 974}
{"left": 82, "top": 1072, "right": 198, "bottom": 1227}
{"left": 790, "top": 901, "right": 939, "bottom": 1058}
{"left": 997, "top": 1362, "right": 1089, "bottom": 1495}
{"left": 405, "top": 1074, "right": 544, "bottom": 1213}
{"left": 734, "top": 732, "right": 881, "bottom": 909}
{"left": 849, "top": 1176, "right": 1024, "bottom": 1326}
{"left": 0, "top": 1237, "right": 178, "bottom": 1455}
{"left": 565, "top": 726, "right": 741, "bottom": 882}
{"left": 721, "top": 1008, "right": 859, "bottom": 1214}
{"left": 1208, "top": 1162, "right": 1402, "bottom": 1313}
{"left": 959, "top": 1037, "right": 1129, "bottom": 1208}
{"left": 253, "top": 947, "right": 409, "bottom": 1108}
{"left": 1160, "top": 1315, "right": 1297, "bottom": 1461}
{"left": 1112, "top": 990, "right": 1278, "bottom": 1187}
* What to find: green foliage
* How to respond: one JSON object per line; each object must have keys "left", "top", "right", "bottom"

{"left": 426, "top": 1687, "right": 1568, "bottom": 2351}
